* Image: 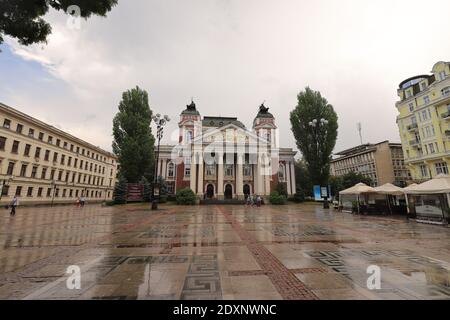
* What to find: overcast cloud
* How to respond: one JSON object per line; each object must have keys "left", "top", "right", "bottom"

{"left": 1, "top": 0, "right": 450, "bottom": 155}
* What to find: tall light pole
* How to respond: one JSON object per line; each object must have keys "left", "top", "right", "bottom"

{"left": 152, "top": 113, "right": 170, "bottom": 210}
{"left": 308, "top": 118, "right": 330, "bottom": 209}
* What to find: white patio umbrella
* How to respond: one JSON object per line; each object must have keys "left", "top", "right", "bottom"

{"left": 339, "top": 183, "right": 377, "bottom": 213}
{"left": 403, "top": 183, "right": 418, "bottom": 216}
{"left": 374, "top": 183, "right": 405, "bottom": 214}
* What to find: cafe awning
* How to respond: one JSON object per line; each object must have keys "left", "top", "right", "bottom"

{"left": 374, "top": 183, "right": 405, "bottom": 196}
{"left": 404, "top": 174, "right": 450, "bottom": 194}
{"left": 339, "top": 183, "right": 377, "bottom": 195}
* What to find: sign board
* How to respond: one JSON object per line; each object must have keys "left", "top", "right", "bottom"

{"left": 314, "top": 185, "right": 331, "bottom": 202}
{"left": 127, "top": 184, "right": 144, "bottom": 202}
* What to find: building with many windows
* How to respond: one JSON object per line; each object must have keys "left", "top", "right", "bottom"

{"left": 330, "top": 141, "right": 410, "bottom": 187}
{"left": 396, "top": 61, "right": 450, "bottom": 183}
{"left": 0, "top": 103, "right": 118, "bottom": 205}
{"left": 155, "top": 101, "right": 297, "bottom": 200}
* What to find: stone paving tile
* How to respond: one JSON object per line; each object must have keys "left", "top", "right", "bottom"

{"left": 1, "top": 203, "right": 450, "bottom": 300}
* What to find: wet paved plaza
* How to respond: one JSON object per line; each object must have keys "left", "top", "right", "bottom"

{"left": 1, "top": 203, "right": 450, "bottom": 300}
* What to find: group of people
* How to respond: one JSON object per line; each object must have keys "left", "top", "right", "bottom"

{"left": 75, "top": 196, "right": 86, "bottom": 208}
{"left": 7, "top": 195, "right": 87, "bottom": 216}
{"left": 246, "top": 194, "right": 263, "bottom": 207}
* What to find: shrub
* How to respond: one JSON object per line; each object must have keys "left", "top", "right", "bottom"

{"left": 113, "top": 175, "right": 128, "bottom": 205}
{"left": 176, "top": 188, "right": 197, "bottom": 205}
{"left": 275, "top": 183, "right": 288, "bottom": 197}
{"left": 269, "top": 191, "right": 287, "bottom": 205}
{"left": 289, "top": 190, "right": 305, "bottom": 203}
{"left": 104, "top": 200, "right": 115, "bottom": 206}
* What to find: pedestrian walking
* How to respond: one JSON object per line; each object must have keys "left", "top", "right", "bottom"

{"left": 256, "top": 195, "right": 262, "bottom": 207}
{"left": 80, "top": 196, "right": 86, "bottom": 207}
{"left": 10, "top": 195, "right": 18, "bottom": 216}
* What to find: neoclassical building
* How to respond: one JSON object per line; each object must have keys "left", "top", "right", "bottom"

{"left": 155, "top": 101, "right": 297, "bottom": 200}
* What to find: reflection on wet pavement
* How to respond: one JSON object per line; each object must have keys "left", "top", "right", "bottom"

{"left": 0, "top": 203, "right": 449, "bottom": 300}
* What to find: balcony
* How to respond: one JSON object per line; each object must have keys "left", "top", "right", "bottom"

{"left": 409, "top": 140, "right": 421, "bottom": 148}
{"left": 407, "top": 123, "right": 418, "bottom": 131}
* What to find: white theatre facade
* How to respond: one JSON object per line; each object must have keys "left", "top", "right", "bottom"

{"left": 155, "top": 101, "right": 297, "bottom": 200}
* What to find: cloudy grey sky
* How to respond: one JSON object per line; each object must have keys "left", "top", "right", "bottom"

{"left": 1, "top": 0, "right": 450, "bottom": 155}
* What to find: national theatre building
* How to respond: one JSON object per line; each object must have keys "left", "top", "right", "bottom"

{"left": 156, "top": 101, "right": 297, "bottom": 200}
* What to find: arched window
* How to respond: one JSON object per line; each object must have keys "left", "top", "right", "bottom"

{"left": 278, "top": 164, "right": 285, "bottom": 181}
{"left": 167, "top": 162, "right": 175, "bottom": 178}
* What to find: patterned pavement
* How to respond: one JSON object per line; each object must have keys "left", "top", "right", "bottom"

{"left": 0, "top": 203, "right": 449, "bottom": 300}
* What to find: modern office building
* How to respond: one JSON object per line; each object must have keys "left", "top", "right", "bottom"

{"left": 155, "top": 101, "right": 297, "bottom": 199}
{"left": 330, "top": 141, "right": 410, "bottom": 187}
{"left": 0, "top": 102, "right": 118, "bottom": 205}
{"left": 396, "top": 61, "right": 450, "bottom": 183}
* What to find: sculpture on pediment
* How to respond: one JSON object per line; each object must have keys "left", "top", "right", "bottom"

{"left": 187, "top": 99, "right": 196, "bottom": 111}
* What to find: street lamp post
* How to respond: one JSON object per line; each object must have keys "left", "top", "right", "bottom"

{"left": 152, "top": 113, "right": 170, "bottom": 210}
{"left": 308, "top": 118, "right": 330, "bottom": 209}
{"left": 50, "top": 180, "right": 57, "bottom": 207}
{"left": 0, "top": 176, "right": 14, "bottom": 202}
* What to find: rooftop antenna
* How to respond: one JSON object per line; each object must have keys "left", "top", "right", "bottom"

{"left": 357, "top": 122, "right": 363, "bottom": 145}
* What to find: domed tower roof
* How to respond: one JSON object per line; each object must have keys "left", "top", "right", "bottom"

{"left": 255, "top": 103, "right": 274, "bottom": 119}
{"left": 181, "top": 99, "right": 200, "bottom": 116}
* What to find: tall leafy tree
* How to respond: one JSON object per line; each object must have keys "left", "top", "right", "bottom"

{"left": 0, "top": 0, "right": 118, "bottom": 48}
{"left": 290, "top": 87, "right": 338, "bottom": 186}
{"left": 113, "top": 86, "right": 155, "bottom": 183}
{"left": 294, "top": 159, "right": 313, "bottom": 197}
{"left": 113, "top": 174, "right": 128, "bottom": 205}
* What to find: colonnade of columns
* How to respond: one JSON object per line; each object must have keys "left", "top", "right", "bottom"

{"left": 186, "top": 152, "right": 296, "bottom": 199}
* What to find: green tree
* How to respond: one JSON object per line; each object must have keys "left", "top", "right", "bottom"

{"left": 0, "top": 0, "right": 118, "bottom": 48}
{"left": 294, "top": 159, "right": 313, "bottom": 197}
{"left": 330, "top": 172, "right": 373, "bottom": 200}
{"left": 113, "top": 174, "right": 128, "bottom": 205}
{"left": 275, "top": 182, "right": 288, "bottom": 197}
{"left": 290, "top": 87, "right": 338, "bottom": 186}
{"left": 113, "top": 86, "right": 155, "bottom": 183}
{"left": 139, "top": 176, "right": 152, "bottom": 202}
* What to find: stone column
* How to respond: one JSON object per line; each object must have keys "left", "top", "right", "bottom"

{"left": 161, "top": 159, "right": 167, "bottom": 179}
{"left": 290, "top": 161, "right": 296, "bottom": 195}
{"left": 190, "top": 153, "right": 197, "bottom": 193}
{"left": 217, "top": 153, "right": 224, "bottom": 199}
{"left": 197, "top": 155, "right": 204, "bottom": 197}
{"left": 264, "top": 164, "right": 271, "bottom": 196}
{"left": 236, "top": 154, "right": 244, "bottom": 200}
{"left": 256, "top": 155, "right": 263, "bottom": 195}
{"left": 285, "top": 162, "right": 292, "bottom": 195}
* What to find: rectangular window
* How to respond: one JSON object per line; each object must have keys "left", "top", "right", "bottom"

{"left": 48, "top": 136, "right": 53, "bottom": 144}
{"left": 41, "top": 167, "right": 47, "bottom": 179}
{"left": 50, "top": 169, "right": 55, "bottom": 180}
{"left": 435, "top": 162, "right": 449, "bottom": 175}
{"left": 24, "top": 144, "right": 31, "bottom": 156}
{"left": 35, "top": 147, "right": 41, "bottom": 158}
{"left": 20, "top": 164, "right": 27, "bottom": 177}
{"left": 2, "top": 185, "right": 9, "bottom": 197}
{"left": 7, "top": 162, "right": 15, "bottom": 175}
{"left": 185, "top": 165, "right": 191, "bottom": 177}
{"left": 16, "top": 124, "right": 23, "bottom": 134}
{"left": 74, "top": 158, "right": 78, "bottom": 167}
{"left": 47, "top": 188, "right": 52, "bottom": 197}
{"left": 225, "top": 164, "right": 233, "bottom": 176}
{"left": 424, "top": 96, "right": 430, "bottom": 104}
{"left": 28, "top": 128, "right": 34, "bottom": 138}
{"left": 63, "top": 142, "right": 68, "bottom": 149}
{"left": 3, "top": 119, "right": 11, "bottom": 129}
{"left": 0, "top": 136, "right": 6, "bottom": 150}
{"left": 68, "top": 157, "right": 72, "bottom": 167}
{"left": 38, "top": 132, "right": 44, "bottom": 141}
{"left": 31, "top": 166, "right": 38, "bottom": 179}
{"left": 27, "top": 187, "right": 33, "bottom": 197}
{"left": 11, "top": 140, "right": 19, "bottom": 154}
{"left": 15, "top": 186, "right": 22, "bottom": 196}
{"left": 420, "top": 165, "right": 429, "bottom": 178}
{"left": 58, "top": 170, "right": 63, "bottom": 181}
{"left": 53, "top": 152, "right": 58, "bottom": 162}
{"left": 61, "top": 154, "right": 65, "bottom": 165}
{"left": 56, "top": 139, "right": 61, "bottom": 147}
{"left": 37, "top": 188, "right": 43, "bottom": 197}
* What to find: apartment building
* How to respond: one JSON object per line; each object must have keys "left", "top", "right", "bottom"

{"left": 0, "top": 103, "right": 118, "bottom": 205}
{"left": 330, "top": 141, "right": 410, "bottom": 187}
{"left": 396, "top": 61, "right": 450, "bottom": 183}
